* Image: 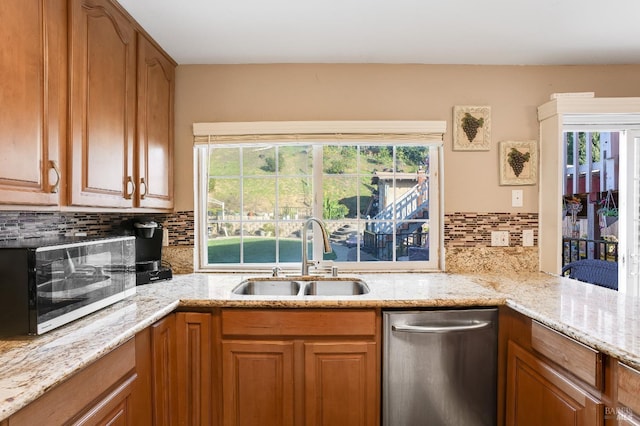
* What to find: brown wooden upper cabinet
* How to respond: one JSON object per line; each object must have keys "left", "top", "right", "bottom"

{"left": 0, "top": 0, "right": 175, "bottom": 210}
{"left": 0, "top": 0, "right": 66, "bottom": 205}
{"left": 69, "top": 0, "right": 175, "bottom": 209}
{"left": 69, "top": 0, "right": 137, "bottom": 208}
{"left": 136, "top": 34, "right": 174, "bottom": 210}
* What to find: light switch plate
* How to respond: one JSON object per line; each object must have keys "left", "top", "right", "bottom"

{"left": 491, "top": 231, "right": 509, "bottom": 247}
{"left": 523, "top": 229, "right": 534, "bottom": 246}
{"left": 512, "top": 190, "right": 523, "bottom": 207}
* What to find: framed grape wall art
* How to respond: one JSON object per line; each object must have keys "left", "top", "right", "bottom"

{"left": 452, "top": 105, "right": 491, "bottom": 151}
{"left": 499, "top": 140, "right": 538, "bottom": 185}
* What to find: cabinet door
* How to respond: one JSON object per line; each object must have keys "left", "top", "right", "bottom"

{"left": 176, "top": 312, "right": 212, "bottom": 426}
{"left": 304, "top": 342, "right": 378, "bottom": 426}
{"left": 0, "top": 0, "right": 65, "bottom": 205}
{"left": 222, "top": 340, "right": 295, "bottom": 426}
{"left": 136, "top": 35, "right": 174, "bottom": 209}
{"left": 618, "top": 362, "right": 640, "bottom": 425}
{"left": 151, "top": 314, "right": 178, "bottom": 426}
{"left": 506, "top": 341, "right": 604, "bottom": 426}
{"left": 69, "top": 0, "right": 136, "bottom": 207}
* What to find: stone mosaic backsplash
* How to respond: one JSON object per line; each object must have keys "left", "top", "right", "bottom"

{"left": 0, "top": 210, "right": 539, "bottom": 273}
{"left": 0, "top": 211, "right": 193, "bottom": 247}
{"left": 0, "top": 211, "right": 537, "bottom": 248}
{"left": 444, "top": 212, "right": 538, "bottom": 247}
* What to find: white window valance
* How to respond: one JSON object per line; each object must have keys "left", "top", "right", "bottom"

{"left": 193, "top": 121, "right": 446, "bottom": 144}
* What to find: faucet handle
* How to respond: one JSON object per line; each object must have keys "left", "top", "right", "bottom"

{"left": 272, "top": 266, "right": 282, "bottom": 277}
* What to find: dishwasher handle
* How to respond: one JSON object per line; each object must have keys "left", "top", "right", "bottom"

{"left": 392, "top": 320, "right": 492, "bottom": 334}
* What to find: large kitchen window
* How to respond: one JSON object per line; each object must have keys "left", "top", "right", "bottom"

{"left": 193, "top": 121, "right": 445, "bottom": 273}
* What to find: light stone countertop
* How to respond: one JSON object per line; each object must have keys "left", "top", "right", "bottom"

{"left": 1, "top": 271, "right": 639, "bottom": 421}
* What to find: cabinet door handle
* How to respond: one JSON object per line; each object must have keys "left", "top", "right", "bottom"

{"left": 49, "top": 160, "right": 60, "bottom": 193}
{"left": 392, "top": 320, "right": 491, "bottom": 334}
{"left": 139, "top": 178, "right": 147, "bottom": 199}
{"left": 125, "top": 176, "right": 136, "bottom": 199}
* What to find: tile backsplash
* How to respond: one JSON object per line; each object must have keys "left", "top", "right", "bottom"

{"left": 0, "top": 211, "right": 194, "bottom": 246}
{"left": 444, "top": 212, "right": 538, "bottom": 247}
{"left": 0, "top": 210, "right": 539, "bottom": 273}
{"left": 1, "top": 210, "right": 537, "bottom": 247}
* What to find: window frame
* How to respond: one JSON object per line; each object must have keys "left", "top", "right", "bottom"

{"left": 193, "top": 121, "right": 446, "bottom": 273}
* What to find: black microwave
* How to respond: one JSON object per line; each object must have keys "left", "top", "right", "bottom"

{"left": 0, "top": 236, "right": 136, "bottom": 337}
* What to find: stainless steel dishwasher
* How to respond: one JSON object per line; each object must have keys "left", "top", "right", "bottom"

{"left": 383, "top": 308, "right": 498, "bottom": 426}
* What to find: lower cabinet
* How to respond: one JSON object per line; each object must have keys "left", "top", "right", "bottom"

{"left": 7, "top": 339, "right": 137, "bottom": 425}
{"left": 501, "top": 307, "right": 608, "bottom": 426}
{"left": 505, "top": 340, "right": 604, "bottom": 426}
{"left": 176, "top": 312, "right": 213, "bottom": 425}
{"left": 222, "top": 340, "right": 295, "bottom": 426}
{"left": 618, "top": 362, "right": 640, "bottom": 425}
{"left": 11, "top": 306, "right": 640, "bottom": 426}
{"left": 304, "top": 341, "right": 378, "bottom": 426}
{"left": 219, "top": 308, "right": 381, "bottom": 426}
{"left": 134, "top": 311, "right": 213, "bottom": 426}
{"left": 151, "top": 313, "right": 179, "bottom": 425}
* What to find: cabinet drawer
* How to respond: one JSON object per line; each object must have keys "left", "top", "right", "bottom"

{"left": 9, "top": 339, "right": 135, "bottom": 425}
{"left": 618, "top": 362, "right": 640, "bottom": 416}
{"left": 221, "top": 309, "right": 377, "bottom": 337}
{"left": 531, "top": 321, "right": 603, "bottom": 389}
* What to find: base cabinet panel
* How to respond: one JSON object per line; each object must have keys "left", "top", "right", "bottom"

{"left": 7, "top": 339, "right": 136, "bottom": 426}
{"left": 151, "top": 314, "right": 178, "bottom": 426}
{"left": 304, "top": 342, "right": 378, "bottom": 426}
{"left": 71, "top": 374, "right": 136, "bottom": 426}
{"left": 222, "top": 341, "right": 295, "bottom": 426}
{"left": 219, "top": 309, "right": 380, "bottom": 426}
{"left": 176, "top": 312, "right": 213, "bottom": 426}
{"left": 506, "top": 340, "right": 603, "bottom": 426}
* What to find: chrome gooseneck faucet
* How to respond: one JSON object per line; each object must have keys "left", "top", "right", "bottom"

{"left": 301, "top": 217, "right": 332, "bottom": 276}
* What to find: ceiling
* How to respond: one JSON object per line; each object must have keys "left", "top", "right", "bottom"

{"left": 117, "top": 0, "right": 640, "bottom": 66}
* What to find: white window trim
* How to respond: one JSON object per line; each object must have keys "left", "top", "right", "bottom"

{"left": 193, "top": 120, "right": 447, "bottom": 273}
{"left": 193, "top": 121, "right": 446, "bottom": 141}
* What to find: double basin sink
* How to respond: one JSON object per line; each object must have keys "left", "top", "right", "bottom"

{"left": 232, "top": 277, "right": 370, "bottom": 297}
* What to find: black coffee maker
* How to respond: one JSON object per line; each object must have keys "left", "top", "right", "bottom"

{"left": 123, "top": 219, "right": 173, "bottom": 285}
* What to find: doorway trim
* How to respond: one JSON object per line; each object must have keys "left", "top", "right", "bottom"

{"left": 537, "top": 96, "right": 640, "bottom": 286}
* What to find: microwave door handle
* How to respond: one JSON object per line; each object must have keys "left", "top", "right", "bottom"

{"left": 392, "top": 321, "right": 491, "bottom": 334}
{"left": 63, "top": 249, "right": 76, "bottom": 276}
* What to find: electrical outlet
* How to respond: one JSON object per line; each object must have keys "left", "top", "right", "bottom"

{"left": 491, "top": 231, "right": 509, "bottom": 247}
{"left": 162, "top": 228, "right": 169, "bottom": 246}
{"left": 512, "top": 189, "right": 523, "bottom": 207}
{"left": 523, "top": 229, "right": 534, "bottom": 247}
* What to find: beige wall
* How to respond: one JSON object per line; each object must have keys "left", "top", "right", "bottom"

{"left": 174, "top": 64, "right": 640, "bottom": 213}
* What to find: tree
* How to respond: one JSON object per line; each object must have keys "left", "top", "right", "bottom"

{"left": 323, "top": 197, "right": 349, "bottom": 219}
{"left": 262, "top": 151, "right": 285, "bottom": 172}
{"left": 566, "top": 132, "right": 600, "bottom": 165}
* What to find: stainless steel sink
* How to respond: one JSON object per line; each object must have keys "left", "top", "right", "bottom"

{"left": 232, "top": 277, "right": 369, "bottom": 297}
{"left": 303, "top": 279, "right": 370, "bottom": 296}
{"left": 232, "top": 279, "right": 301, "bottom": 295}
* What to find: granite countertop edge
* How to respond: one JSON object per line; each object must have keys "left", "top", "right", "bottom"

{"left": 1, "top": 271, "right": 638, "bottom": 421}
